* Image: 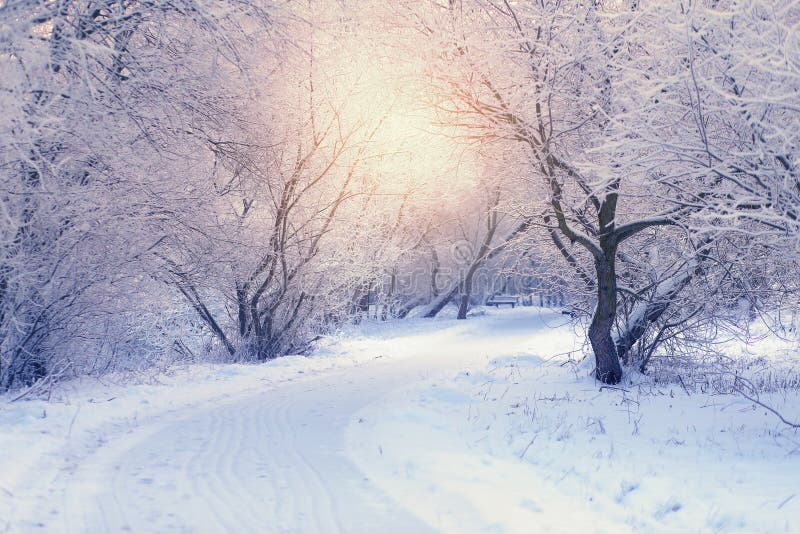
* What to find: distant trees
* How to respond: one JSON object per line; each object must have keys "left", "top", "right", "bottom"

{"left": 419, "top": 159, "right": 532, "bottom": 320}
{"left": 158, "top": 32, "right": 385, "bottom": 360}
{"left": 93, "top": 3, "right": 413, "bottom": 364}
{"left": 1, "top": 0, "right": 797, "bottom": 391}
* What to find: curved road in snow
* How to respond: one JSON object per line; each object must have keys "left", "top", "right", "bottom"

{"left": 9, "top": 311, "right": 562, "bottom": 533}
{"left": 6, "top": 310, "right": 797, "bottom": 533}
{"left": 57, "top": 359, "right": 442, "bottom": 533}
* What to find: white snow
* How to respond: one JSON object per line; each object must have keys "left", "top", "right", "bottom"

{"left": 1, "top": 307, "right": 798, "bottom": 532}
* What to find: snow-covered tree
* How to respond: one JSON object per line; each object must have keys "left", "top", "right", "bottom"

{"left": 0, "top": 0, "right": 272, "bottom": 389}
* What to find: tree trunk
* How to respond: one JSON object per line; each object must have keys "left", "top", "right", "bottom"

{"left": 457, "top": 263, "right": 479, "bottom": 320}
{"left": 395, "top": 296, "right": 426, "bottom": 319}
{"left": 423, "top": 283, "right": 459, "bottom": 318}
{"left": 236, "top": 284, "right": 248, "bottom": 337}
{"left": 430, "top": 248, "right": 440, "bottom": 298}
{"left": 614, "top": 265, "right": 694, "bottom": 364}
{"left": 588, "top": 249, "right": 623, "bottom": 385}
{"left": 457, "top": 294, "right": 469, "bottom": 320}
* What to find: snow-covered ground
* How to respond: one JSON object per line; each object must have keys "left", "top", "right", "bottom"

{"left": 1, "top": 307, "right": 798, "bottom": 533}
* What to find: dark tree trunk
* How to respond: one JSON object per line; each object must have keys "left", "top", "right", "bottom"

{"left": 588, "top": 246, "right": 622, "bottom": 385}
{"left": 457, "top": 263, "right": 479, "bottom": 320}
{"left": 457, "top": 294, "right": 469, "bottom": 320}
{"left": 236, "top": 284, "right": 248, "bottom": 337}
{"left": 430, "top": 248, "right": 440, "bottom": 298}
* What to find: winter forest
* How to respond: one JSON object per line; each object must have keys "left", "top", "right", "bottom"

{"left": 1, "top": 1, "right": 799, "bottom": 532}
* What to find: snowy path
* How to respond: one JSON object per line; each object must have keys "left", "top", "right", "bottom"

{"left": 53, "top": 359, "right": 447, "bottom": 533}
{"left": 3, "top": 308, "right": 798, "bottom": 533}
{"left": 40, "top": 312, "right": 576, "bottom": 533}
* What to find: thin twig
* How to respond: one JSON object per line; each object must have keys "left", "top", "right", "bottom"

{"left": 519, "top": 435, "right": 537, "bottom": 459}
{"left": 599, "top": 385, "right": 630, "bottom": 393}
{"left": 67, "top": 405, "right": 81, "bottom": 439}
{"left": 734, "top": 386, "right": 800, "bottom": 428}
